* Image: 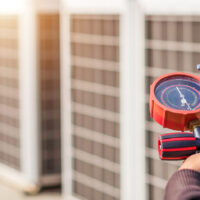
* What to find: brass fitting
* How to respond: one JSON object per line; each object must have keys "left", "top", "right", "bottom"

{"left": 189, "top": 119, "right": 200, "bottom": 131}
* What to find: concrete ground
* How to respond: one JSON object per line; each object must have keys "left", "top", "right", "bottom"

{"left": 0, "top": 183, "right": 62, "bottom": 200}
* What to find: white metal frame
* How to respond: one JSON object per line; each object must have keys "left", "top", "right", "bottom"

{"left": 60, "top": 0, "right": 146, "bottom": 200}
{"left": 37, "top": 0, "right": 60, "bottom": 13}
{"left": 19, "top": 0, "right": 40, "bottom": 191}
{"left": 60, "top": 0, "right": 72, "bottom": 198}
{"left": 0, "top": 0, "right": 40, "bottom": 193}
{"left": 120, "top": 1, "right": 145, "bottom": 200}
{"left": 140, "top": 0, "right": 200, "bottom": 15}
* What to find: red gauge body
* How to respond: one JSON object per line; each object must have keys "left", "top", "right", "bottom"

{"left": 150, "top": 72, "right": 200, "bottom": 131}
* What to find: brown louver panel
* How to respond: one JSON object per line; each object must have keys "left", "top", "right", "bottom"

{"left": 38, "top": 14, "right": 61, "bottom": 175}
{"left": 71, "top": 15, "right": 120, "bottom": 200}
{"left": 145, "top": 16, "right": 200, "bottom": 200}
{"left": 0, "top": 16, "right": 20, "bottom": 170}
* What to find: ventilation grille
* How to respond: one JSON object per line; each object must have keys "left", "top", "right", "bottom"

{"left": 0, "top": 16, "right": 20, "bottom": 170}
{"left": 70, "top": 15, "right": 120, "bottom": 200}
{"left": 38, "top": 14, "right": 61, "bottom": 175}
{"left": 145, "top": 15, "right": 200, "bottom": 200}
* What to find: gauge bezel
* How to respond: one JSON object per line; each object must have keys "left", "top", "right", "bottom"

{"left": 152, "top": 72, "right": 200, "bottom": 114}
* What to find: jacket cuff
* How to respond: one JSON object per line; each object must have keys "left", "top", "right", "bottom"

{"left": 170, "top": 169, "right": 200, "bottom": 186}
{"left": 164, "top": 169, "right": 200, "bottom": 200}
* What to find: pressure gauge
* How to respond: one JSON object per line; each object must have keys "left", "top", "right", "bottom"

{"left": 150, "top": 72, "right": 200, "bottom": 131}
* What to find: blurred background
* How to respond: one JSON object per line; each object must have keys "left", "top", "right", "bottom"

{"left": 0, "top": 0, "right": 200, "bottom": 200}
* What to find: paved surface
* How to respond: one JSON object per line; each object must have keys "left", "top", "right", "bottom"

{"left": 0, "top": 183, "right": 62, "bottom": 200}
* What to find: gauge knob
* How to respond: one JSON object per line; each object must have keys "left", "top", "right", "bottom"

{"left": 158, "top": 132, "right": 198, "bottom": 160}
{"left": 150, "top": 72, "right": 200, "bottom": 131}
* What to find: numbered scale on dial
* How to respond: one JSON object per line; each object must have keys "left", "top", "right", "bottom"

{"left": 155, "top": 76, "right": 200, "bottom": 111}
{"left": 150, "top": 72, "right": 200, "bottom": 160}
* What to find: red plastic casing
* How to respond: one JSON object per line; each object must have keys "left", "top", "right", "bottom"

{"left": 150, "top": 72, "right": 200, "bottom": 131}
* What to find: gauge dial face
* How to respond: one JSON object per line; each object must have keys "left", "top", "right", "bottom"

{"left": 155, "top": 75, "right": 200, "bottom": 111}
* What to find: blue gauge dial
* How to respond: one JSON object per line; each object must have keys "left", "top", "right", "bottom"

{"left": 155, "top": 76, "right": 200, "bottom": 111}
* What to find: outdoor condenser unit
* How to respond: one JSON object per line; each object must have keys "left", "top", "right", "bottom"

{"left": 61, "top": 1, "right": 200, "bottom": 200}
{"left": 145, "top": 11, "right": 200, "bottom": 200}
{"left": 0, "top": 0, "right": 61, "bottom": 192}
{"left": 60, "top": 0, "right": 145, "bottom": 200}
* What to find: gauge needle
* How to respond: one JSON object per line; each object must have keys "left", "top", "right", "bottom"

{"left": 176, "top": 87, "right": 191, "bottom": 110}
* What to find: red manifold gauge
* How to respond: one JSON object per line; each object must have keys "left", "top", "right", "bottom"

{"left": 150, "top": 72, "right": 200, "bottom": 160}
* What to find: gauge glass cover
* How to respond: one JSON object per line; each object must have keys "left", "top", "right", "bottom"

{"left": 155, "top": 75, "right": 200, "bottom": 111}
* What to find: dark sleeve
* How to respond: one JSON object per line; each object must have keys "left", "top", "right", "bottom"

{"left": 164, "top": 169, "right": 200, "bottom": 200}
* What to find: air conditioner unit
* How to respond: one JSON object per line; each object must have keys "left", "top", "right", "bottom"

{"left": 145, "top": 14, "right": 200, "bottom": 200}
{"left": 137, "top": 0, "right": 200, "bottom": 199}
{"left": 0, "top": 0, "right": 61, "bottom": 192}
{"left": 60, "top": 0, "right": 145, "bottom": 200}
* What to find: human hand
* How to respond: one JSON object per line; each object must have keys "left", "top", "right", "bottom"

{"left": 179, "top": 153, "right": 200, "bottom": 172}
